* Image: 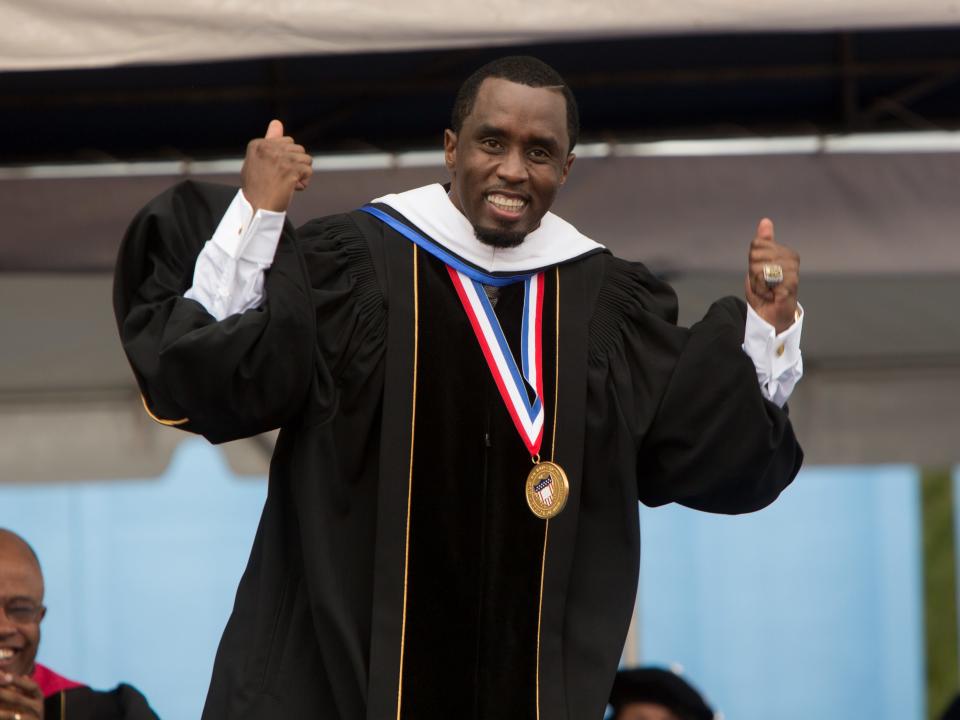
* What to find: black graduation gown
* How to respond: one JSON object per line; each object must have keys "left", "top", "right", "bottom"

{"left": 114, "top": 181, "right": 802, "bottom": 720}
{"left": 43, "top": 684, "right": 159, "bottom": 719}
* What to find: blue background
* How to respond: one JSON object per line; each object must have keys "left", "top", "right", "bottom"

{"left": 637, "top": 465, "right": 924, "bottom": 720}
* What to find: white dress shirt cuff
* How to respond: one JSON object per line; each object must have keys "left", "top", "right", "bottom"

{"left": 742, "top": 303, "right": 805, "bottom": 407}
{"left": 209, "top": 190, "right": 286, "bottom": 262}
{"left": 184, "top": 190, "right": 285, "bottom": 321}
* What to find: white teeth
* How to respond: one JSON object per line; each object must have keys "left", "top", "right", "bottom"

{"left": 0, "top": 649, "right": 14, "bottom": 659}
{"left": 487, "top": 194, "right": 526, "bottom": 212}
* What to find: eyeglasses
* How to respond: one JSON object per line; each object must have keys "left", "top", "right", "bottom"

{"left": 1, "top": 599, "right": 44, "bottom": 625}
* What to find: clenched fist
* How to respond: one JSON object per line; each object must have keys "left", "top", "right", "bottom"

{"left": 744, "top": 218, "right": 800, "bottom": 334}
{"left": 0, "top": 673, "right": 44, "bottom": 720}
{"left": 241, "top": 119, "right": 313, "bottom": 213}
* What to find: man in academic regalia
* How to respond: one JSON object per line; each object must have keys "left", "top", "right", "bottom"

{"left": 115, "top": 56, "right": 803, "bottom": 719}
{"left": 0, "top": 529, "right": 159, "bottom": 720}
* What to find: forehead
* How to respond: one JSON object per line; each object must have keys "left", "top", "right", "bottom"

{"left": 464, "top": 77, "right": 569, "bottom": 147}
{"left": 617, "top": 702, "right": 680, "bottom": 720}
{"left": 0, "top": 540, "right": 43, "bottom": 598}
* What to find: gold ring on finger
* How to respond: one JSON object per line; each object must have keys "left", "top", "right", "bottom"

{"left": 762, "top": 263, "right": 784, "bottom": 286}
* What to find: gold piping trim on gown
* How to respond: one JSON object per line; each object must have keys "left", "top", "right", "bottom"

{"left": 396, "top": 244, "right": 419, "bottom": 719}
{"left": 535, "top": 267, "right": 561, "bottom": 720}
{"left": 139, "top": 394, "right": 189, "bottom": 426}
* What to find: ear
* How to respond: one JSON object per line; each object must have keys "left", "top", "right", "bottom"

{"left": 443, "top": 129, "right": 458, "bottom": 171}
{"left": 559, "top": 153, "right": 576, "bottom": 186}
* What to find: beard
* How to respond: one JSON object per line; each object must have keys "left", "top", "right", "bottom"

{"left": 473, "top": 225, "right": 527, "bottom": 249}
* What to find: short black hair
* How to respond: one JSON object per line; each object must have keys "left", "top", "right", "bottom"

{"left": 450, "top": 55, "right": 580, "bottom": 152}
{"left": 610, "top": 668, "right": 714, "bottom": 720}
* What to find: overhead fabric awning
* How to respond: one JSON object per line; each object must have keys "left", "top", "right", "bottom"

{"left": 3, "top": 136, "right": 960, "bottom": 274}
{"left": 2, "top": 0, "right": 959, "bottom": 72}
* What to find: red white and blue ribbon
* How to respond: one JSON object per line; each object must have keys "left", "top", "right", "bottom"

{"left": 448, "top": 267, "right": 545, "bottom": 457}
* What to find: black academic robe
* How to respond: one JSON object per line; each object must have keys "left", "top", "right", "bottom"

{"left": 43, "top": 685, "right": 159, "bottom": 720}
{"left": 114, "top": 181, "right": 801, "bottom": 720}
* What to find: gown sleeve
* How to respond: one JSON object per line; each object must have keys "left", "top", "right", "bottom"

{"left": 113, "top": 180, "right": 385, "bottom": 444}
{"left": 589, "top": 256, "right": 803, "bottom": 515}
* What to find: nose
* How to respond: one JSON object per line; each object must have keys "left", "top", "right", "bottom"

{"left": 496, "top": 148, "right": 528, "bottom": 185}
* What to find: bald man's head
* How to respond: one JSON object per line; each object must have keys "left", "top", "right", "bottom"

{"left": 0, "top": 529, "right": 46, "bottom": 677}
{"left": 0, "top": 530, "right": 41, "bottom": 569}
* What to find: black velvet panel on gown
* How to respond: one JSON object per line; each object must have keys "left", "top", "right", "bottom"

{"left": 403, "top": 253, "right": 558, "bottom": 720}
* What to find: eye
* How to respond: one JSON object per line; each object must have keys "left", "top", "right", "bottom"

{"left": 480, "top": 138, "right": 502, "bottom": 151}
{"left": 528, "top": 148, "right": 551, "bottom": 162}
{"left": 5, "top": 603, "right": 41, "bottom": 623}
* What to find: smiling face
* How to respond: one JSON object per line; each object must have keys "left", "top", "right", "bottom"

{"left": 0, "top": 532, "right": 45, "bottom": 677}
{"left": 445, "top": 77, "right": 575, "bottom": 247}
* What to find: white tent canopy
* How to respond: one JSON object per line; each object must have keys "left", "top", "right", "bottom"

{"left": 3, "top": 0, "right": 959, "bottom": 72}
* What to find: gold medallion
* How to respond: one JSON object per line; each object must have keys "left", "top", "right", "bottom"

{"left": 525, "top": 460, "right": 570, "bottom": 520}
